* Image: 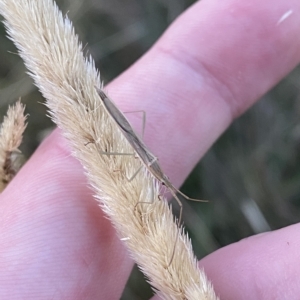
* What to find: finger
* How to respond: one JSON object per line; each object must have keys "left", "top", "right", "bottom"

{"left": 150, "top": 225, "right": 300, "bottom": 300}
{"left": 0, "top": 130, "right": 131, "bottom": 299}
{"left": 199, "top": 224, "right": 300, "bottom": 299}
{"left": 109, "top": 0, "right": 300, "bottom": 186}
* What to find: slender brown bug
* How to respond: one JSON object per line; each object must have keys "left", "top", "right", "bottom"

{"left": 95, "top": 87, "right": 206, "bottom": 264}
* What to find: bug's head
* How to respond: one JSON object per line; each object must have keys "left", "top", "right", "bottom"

{"left": 95, "top": 86, "right": 107, "bottom": 101}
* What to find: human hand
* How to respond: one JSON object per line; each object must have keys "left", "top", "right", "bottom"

{"left": 1, "top": 0, "right": 300, "bottom": 299}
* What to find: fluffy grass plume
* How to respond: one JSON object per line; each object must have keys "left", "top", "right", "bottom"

{"left": 0, "top": 1, "right": 218, "bottom": 299}
{"left": 0, "top": 100, "right": 26, "bottom": 192}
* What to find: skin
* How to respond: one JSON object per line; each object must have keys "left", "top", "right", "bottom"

{"left": 1, "top": 0, "right": 300, "bottom": 298}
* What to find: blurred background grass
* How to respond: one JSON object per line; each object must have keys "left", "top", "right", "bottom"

{"left": 1, "top": 0, "right": 300, "bottom": 299}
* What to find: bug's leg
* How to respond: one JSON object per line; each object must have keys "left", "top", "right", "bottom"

{"left": 165, "top": 186, "right": 207, "bottom": 266}
{"left": 85, "top": 139, "right": 135, "bottom": 156}
{"left": 166, "top": 190, "right": 183, "bottom": 267}
{"left": 132, "top": 156, "right": 158, "bottom": 202}
{"left": 85, "top": 140, "right": 139, "bottom": 180}
{"left": 99, "top": 151, "right": 134, "bottom": 157}
{"left": 100, "top": 150, "right": 142, "bottom": 181}
{"left": 147, "top": 156, "right": 158, "bottom": 167}
{"left": 127, "top": 164, "right": 143, "bottom": 182}
{"left": 134, "top": 178, "right": 156, "bottom": 211}
{"left": 176, "top": 189, "right": 208, "bottom": 203}
{"left": 123, "top": 110, "right": 146, "bottom": 139}
{"left": 101, "top": 150, "right": 141, "bottom": 181}
{"left": 99, "top": 148, "right": 141, "bottom": 181}
{"left": 125, "top": 156, "right": 158, "bottom": 182}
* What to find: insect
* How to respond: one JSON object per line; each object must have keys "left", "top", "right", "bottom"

{"left": 95, "top": 87, "right": 206, "bottom": 264}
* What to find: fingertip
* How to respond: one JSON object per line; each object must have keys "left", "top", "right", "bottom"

{"left": 200, "top": 224, "right": 300, "bottom": 299}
